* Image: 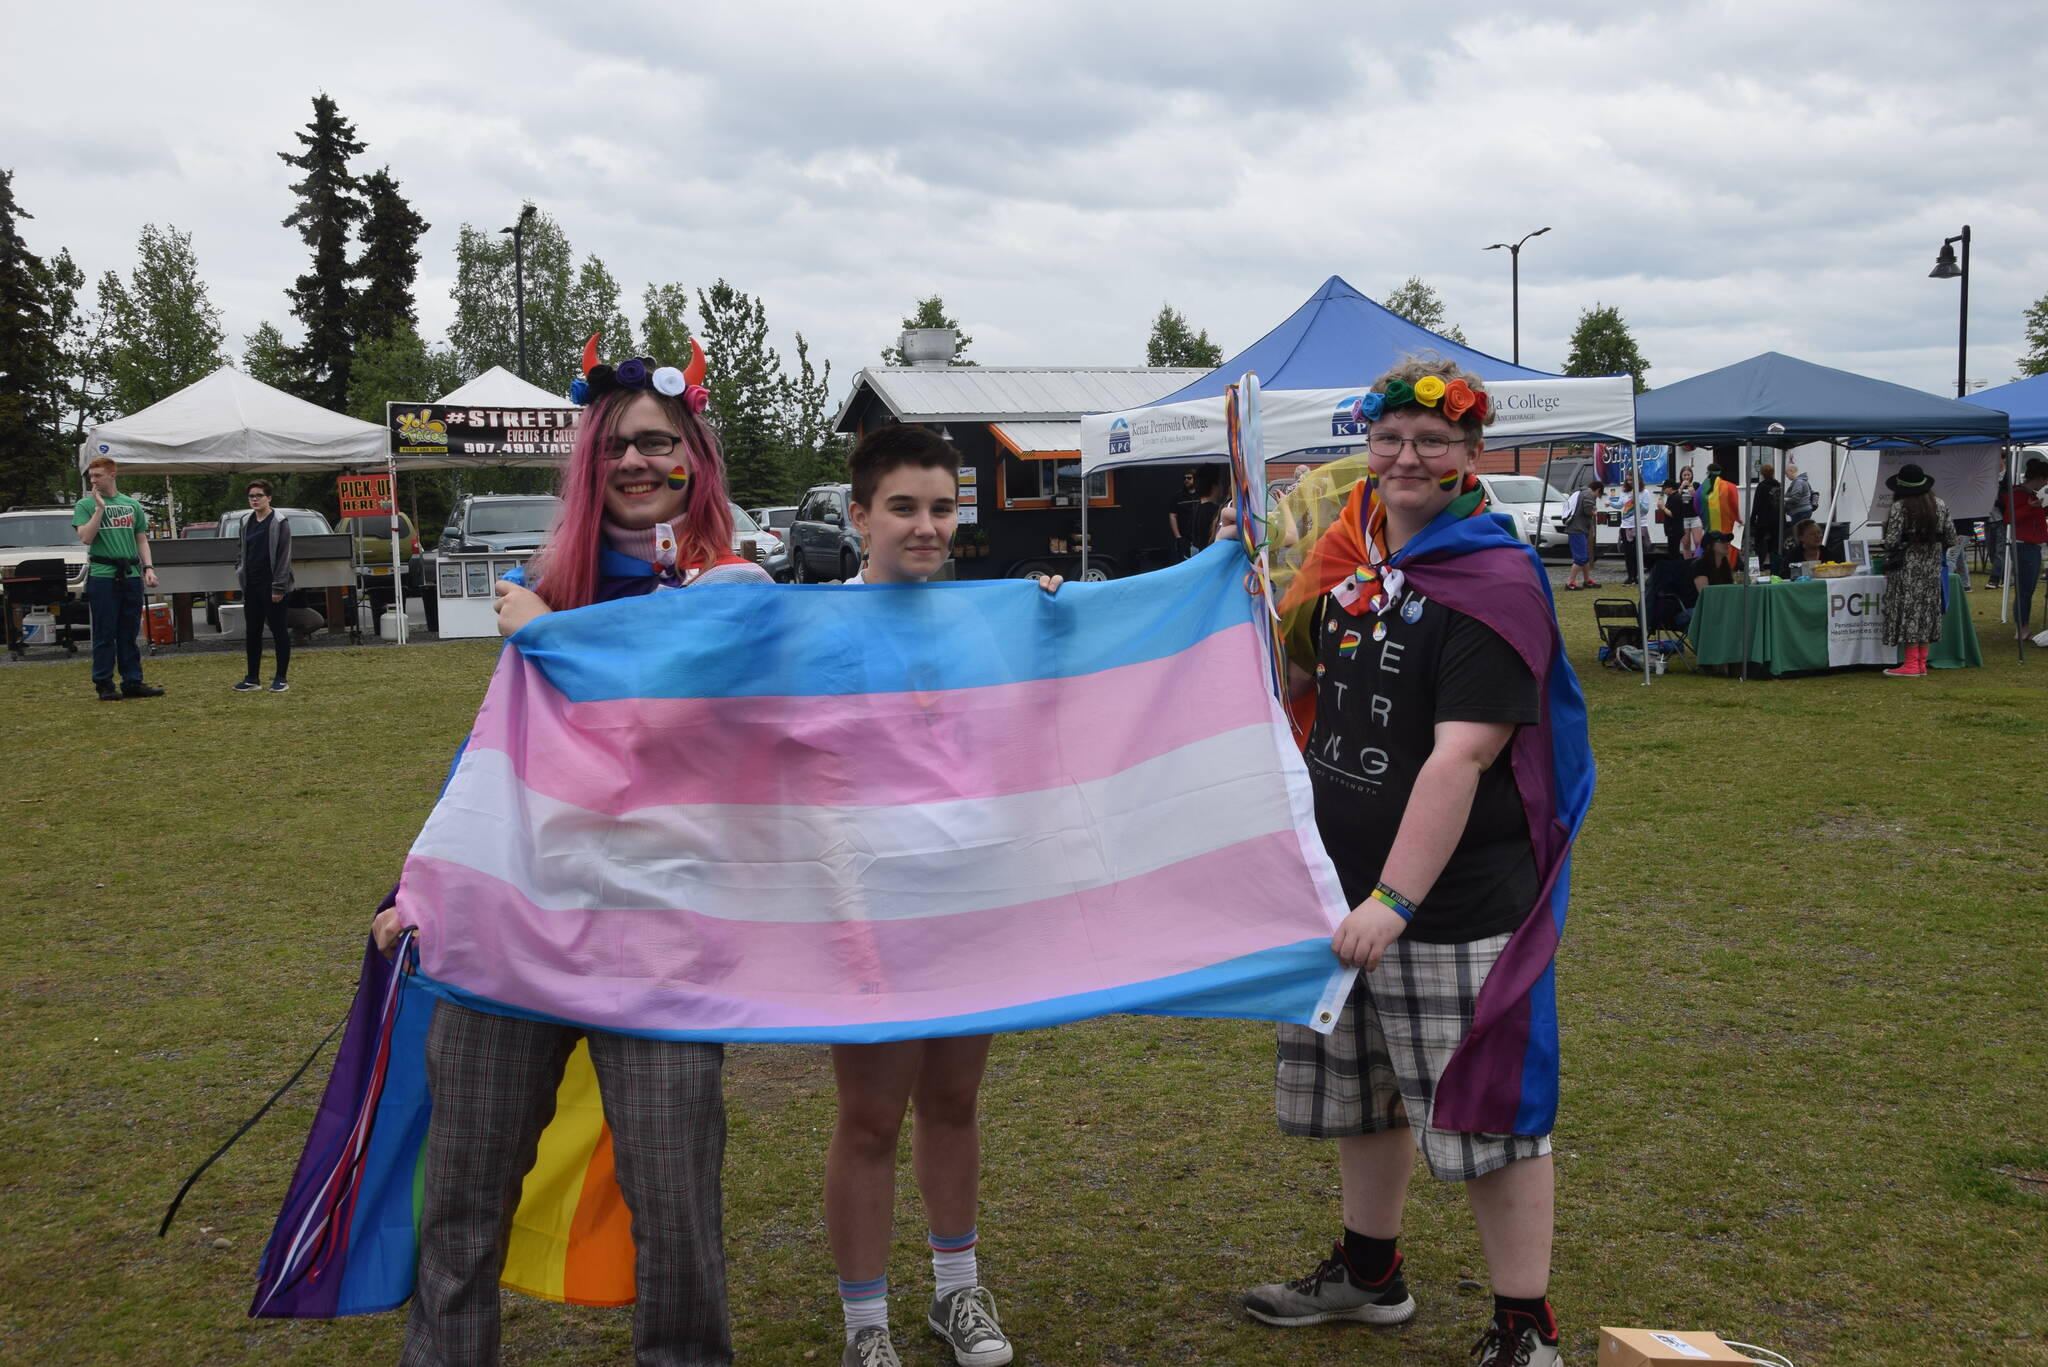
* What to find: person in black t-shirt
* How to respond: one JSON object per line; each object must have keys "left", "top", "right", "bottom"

{"left": 1243, "top": 356, "right": 1566, "bottom": 1367}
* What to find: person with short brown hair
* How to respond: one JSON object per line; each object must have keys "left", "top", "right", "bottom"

{"left": 233, "top": 480, "right": 296, "bottom": 692}
{"left": 72, "top": 456, "right": 164, "bottom": 700}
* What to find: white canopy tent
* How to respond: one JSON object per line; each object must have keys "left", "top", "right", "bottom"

{"left": 79, "top": 366, "right": 388, "bottom": 476}
{"left": 436, "top": 365, "right": 568, "bottom": 409}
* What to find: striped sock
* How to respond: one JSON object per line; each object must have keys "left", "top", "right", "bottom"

{"left": 838, "top": 1275, "right": 888, "bottom": 1343}
{"left": 929, "top": 1228, "right": 979, "bottom": 1300}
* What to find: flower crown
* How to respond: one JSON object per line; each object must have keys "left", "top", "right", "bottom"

{"left": 570, "top": 332, "right": 711, "bottom": 414}
{"left": 1352, "top": 373, "right": 1492, "bottom": 425}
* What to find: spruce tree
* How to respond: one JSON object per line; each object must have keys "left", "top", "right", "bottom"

{"left": 279, "top": 94, "right": 367, "bottom": 408}
{"left": 354, "top": 166, "right": 428, "bottom": 343}
{"left": 0, "top": 169, "right": 65, "bottom": 507}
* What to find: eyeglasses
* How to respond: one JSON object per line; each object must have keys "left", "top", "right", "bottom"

{"left": 247, "top": 492, "right": 270, "bottom": 500}
{"left": 604, "top": 432, "right": 684, "bottom": 460}
{"left": 1365, "top": 432, "right": 1463, "bottom": 459}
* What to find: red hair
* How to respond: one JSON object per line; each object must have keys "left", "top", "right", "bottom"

{"left": 529, "top": 389, "right": 736, "bottom": 611}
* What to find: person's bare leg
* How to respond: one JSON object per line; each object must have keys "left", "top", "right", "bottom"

{"left": 1337, "top": 1128, "right": 1414, "bottom": 1237}
{"left": 908, "top": 1034, "right": 993, "bottom": 1238}
{"left": 1466, "top": 1152, "right": 1554, "bottom": 1300}
{"left": 826, "top": 1041, "right": 925, "bottom": 1280}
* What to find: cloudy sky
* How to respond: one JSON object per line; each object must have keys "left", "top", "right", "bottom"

{"left": 7, "top": 0, "right": 2045, "bottom": 403}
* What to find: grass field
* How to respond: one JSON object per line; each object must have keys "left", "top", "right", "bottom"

{"left": 3, "top": 585, "right": 2045, "bottom": 1366}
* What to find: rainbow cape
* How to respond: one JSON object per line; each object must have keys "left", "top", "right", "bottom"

{"left": 1697, "top": 470, "right": 1742, "bottom": 536}
{"left": 1278, "top": 477, "right": 1595, "bottom": 1135}
{"left": 253, "top": 544, "right": 1355, "bottom": 1316}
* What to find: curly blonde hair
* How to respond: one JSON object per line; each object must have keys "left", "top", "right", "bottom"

{"left": 1369, "top": 353, "right": 1496, "bottom": 445}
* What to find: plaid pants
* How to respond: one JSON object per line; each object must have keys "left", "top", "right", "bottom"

{"left": 400, "top": 1001, "right": 731, "bottom": 1366}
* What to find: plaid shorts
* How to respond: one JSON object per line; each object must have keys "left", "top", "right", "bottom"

{"left": 1275, "top": 930, "right": 1551, "bottom": 1183}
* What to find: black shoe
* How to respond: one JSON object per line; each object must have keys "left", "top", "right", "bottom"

{"left": 121, "top": 680, "right": 166, "bottom": 698}
{"left": 96, "top": 682, "right": 121, "bottom": 701}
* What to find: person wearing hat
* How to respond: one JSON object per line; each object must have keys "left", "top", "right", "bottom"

{"left": 2009, "top": 455, "right": 2048, "bottom": 641}
{"left": 1878, "top": 463, "right": 1956, "bottom": 678}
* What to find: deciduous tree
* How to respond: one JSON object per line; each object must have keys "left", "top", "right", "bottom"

{"left": 880, "top": 295, "right": 974, "bottom": 365}
{"left": 1561, "top": 303, "right": 1651, "bottom": 393}
{"left": 641, "top": 282, "right": 694, "bottom": 364}
{"left": 98, "top": 223, "right": 227, "bottom": 416}
{"left": 2021, "top": 293, "right": 2048, "bottom": 378}
{"left": 1382, "top": 276, "right": 1467, "bottom": 345}
{"left": 1144, "top": 303, "right": 1223, "bottom": 368}
{"left": 697, "top": 279, "right": 788, "bottom": 505}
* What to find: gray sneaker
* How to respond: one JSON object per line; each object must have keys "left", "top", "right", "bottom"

{"left": 1471, "top": 1313, "right": 1562, "bottom": 1366}
{"left": 1243, "top": 1243, "right": 1416, "bottom": 1327}
{"left": 842, "top": 1325, "right": 902, "bottom": 1367}
{"left": 926, "top": 1286, "right": 1013, "bottom": 1366}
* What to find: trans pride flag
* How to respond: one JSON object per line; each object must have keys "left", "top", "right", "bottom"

{"left": 253, "top": 544, "right": 1355, "bottom": 1316}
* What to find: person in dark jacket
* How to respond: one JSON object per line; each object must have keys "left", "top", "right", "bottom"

{"left": 1750, "top": 465, "right": 1783, "bottom": 569}
{"left": 232, "top": 480, "right": 295, "bottom": 692}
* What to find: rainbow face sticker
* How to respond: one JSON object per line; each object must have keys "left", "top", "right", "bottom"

{"left": 665, "top": 464, "right": 691, "bottom": 491}
{"left": 1437, "top": 469, "right": 1462, "bottom": 491}
{"left": 1338, "top": 629, "right": 1362, "bottom": 657}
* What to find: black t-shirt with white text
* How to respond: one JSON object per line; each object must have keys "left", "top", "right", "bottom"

{"left": 1306, "top": 586, "right": 1541, "bottom": 943}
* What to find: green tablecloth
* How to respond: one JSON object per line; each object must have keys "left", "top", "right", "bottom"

{"left": 1691, "top": 576, "right": 1982, "bottom": 675}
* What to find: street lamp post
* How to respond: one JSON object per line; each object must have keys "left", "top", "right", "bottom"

{"left": 500, "top": 204, "right": 537, "bottom": 380}
{"left": 1485, "top": 226, "right": 1551, "bottom": 365}
{"left": 1928, "top": 224, "right": 1971, "bottom": 399}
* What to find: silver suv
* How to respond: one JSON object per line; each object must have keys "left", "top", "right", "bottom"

{"left": 0, "top": 507, "right": 91, "bottom": 598}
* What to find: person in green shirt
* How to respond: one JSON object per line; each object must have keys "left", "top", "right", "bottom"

{"left": 72, "top": 455, "right": 165, "bottom": 700}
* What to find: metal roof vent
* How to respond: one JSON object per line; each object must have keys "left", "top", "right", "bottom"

{"left": 899, "top": 328, "right": 957, "bottom": 369}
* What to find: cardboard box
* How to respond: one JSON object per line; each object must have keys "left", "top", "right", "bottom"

{"left": 1599, "top": 1327, "right": 1755, "bottom": 1365}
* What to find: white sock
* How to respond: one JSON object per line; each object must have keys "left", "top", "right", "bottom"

{"left": 929, "top": 1228, "right": 979, "bottom": 1300}
{"left": 838, "top": 1276, "right": 888, "bottom": 1342}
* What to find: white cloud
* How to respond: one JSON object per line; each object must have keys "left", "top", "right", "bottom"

{"left": 6, "top": 0, "right": 2044, "bottom": 404}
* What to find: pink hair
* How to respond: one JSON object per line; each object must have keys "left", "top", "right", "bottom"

{"left": 530, "top": 389, "right": 737, "bottom": 611}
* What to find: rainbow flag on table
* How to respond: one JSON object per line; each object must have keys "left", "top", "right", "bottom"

{"left": 253, "top": 544, "right": 1354, "bottom": 1317}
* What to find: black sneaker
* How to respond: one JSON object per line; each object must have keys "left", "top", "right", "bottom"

{"left": 120, "top": 681, "right": 165, "bottom": 698}
{"left": 1470, "top": 1310, "right": 1562, "bottom": 1366}
{"left": 95, "top": 682, "right": 121, "bottom": 701}
{"left": 233, "top": 677, "right": 261, "bottom": 691}
{"left": 1244, "top": 1243, "right": 1415, "bottom": 1327}
{"left": 269, "top": 679, "right": 290, "bottom": 692}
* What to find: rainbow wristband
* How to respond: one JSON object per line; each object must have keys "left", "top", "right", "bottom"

{"left": 1371, "top": 883, "right": 1419, "bottom": 922}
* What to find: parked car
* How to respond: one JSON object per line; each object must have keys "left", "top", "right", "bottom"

{"left": 207, "top": 506, "right": 336, "bottom": 627}
{"left": 1476, "top": 474, "right": 1570, "bottom": 553}
{"left": 436, "top": 495, "right": 561, "bottom": 555}
{"left": 0, "top": 507, "right": 90, "bottom": 599}
{"left": 787, "top": 483, "right": 864, "bottom": 582}
{"left": 344, "top": 511, "right": 423, "bottom": 568}
{"left": 729, "top": 503, "right": 790, "bottom": 581}
{"left": 179, "top": 521, "right": 219, "bottom": 539}
{"left": 749, "top": 505, "right": 799, "bottom": 539}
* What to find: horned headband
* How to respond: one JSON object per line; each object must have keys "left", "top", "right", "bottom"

{"left": 570, "top": 333, "right": 710, "bottom": 414}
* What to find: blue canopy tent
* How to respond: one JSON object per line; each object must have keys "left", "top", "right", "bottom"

{"left": 1636, "top": 352, "right": 2011, "bottom": 675}
{"left": 1634, "top": 352, "right": 2009, "bottom": 447}
{"left": 1964, "top": 373, "right": 2048, "bottom": 445}
{"left": 1082, "top": 276, "right": 1638, "bottom": 469}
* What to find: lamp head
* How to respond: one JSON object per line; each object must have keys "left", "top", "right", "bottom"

{"left": 1929, "top": 242, "right": 1962, "bottom": 279}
